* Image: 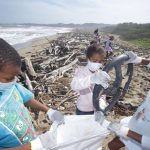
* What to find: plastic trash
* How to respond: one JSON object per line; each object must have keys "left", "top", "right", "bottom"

{"left": 48, "top": 115, "right": 110, "bottom": 150}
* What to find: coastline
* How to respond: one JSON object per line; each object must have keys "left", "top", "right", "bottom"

{"left": 17, "top": 34, "right": 60, "bottom": 57}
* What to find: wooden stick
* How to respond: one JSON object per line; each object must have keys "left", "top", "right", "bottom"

{"left": 24, "top": 57, "right": 37, "bottom": 77}
{"left": 57, "top": 95, "right": 78, "bottom": 107}
{"left": 40, "top": 57, "right": 58, "bottom": 66}
{"left": 64, "top": 52, "right": 76, "bottom": 65}
{"left": 47, "top": 58, "right": 78, "bottom": 78}
{"left": 24, "top": 73, "right": 34, "bottom": 92}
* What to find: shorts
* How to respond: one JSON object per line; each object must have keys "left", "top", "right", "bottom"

{"left": 76, "top": 107, "right": 94, "bottom": 115}
{"left": 105, "top": 47, "right": 113, "bottom": 52}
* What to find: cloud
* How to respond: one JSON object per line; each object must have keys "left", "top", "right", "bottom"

{"left": 0, "top": 0, "right": 149, "bottom": 24}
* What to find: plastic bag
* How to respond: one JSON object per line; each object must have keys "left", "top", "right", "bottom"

{"left": 49, "top": 115, "right": 110, "bottom": 150}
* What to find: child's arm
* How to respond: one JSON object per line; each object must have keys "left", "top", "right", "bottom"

{"left": 121, "top": 128, "right": 150, "bottom": 149}
{"left": 141, "top": 59, "right": 150, "bottom": 66}
{"left": 127, "top": 130, "right": 150, "bottom": 148}
{"left": 25, "top": 99, "right": 49, "bottom": 113}
{"left": 5, "top": 144, "right": 31, "bottom": 150}
{"left": 6, "top": 129, "right": 57, "bottom": 150}
{"left": 25, "top": 99, "right": 64, "bottom": 124}
{"left": 16, "top": 83, "right": 49, "bottom": 113}
{"left": 71, "top": 69, "right": 110, "bottom": 91}
{"left": 16, "top": 83, "right": 64, "bottom": 124}
{"left": 124, "top": 51, "right": 150, "bottom": 65}
{"left": 108, "top": 122, "right": 150, "bottom": 149}
{"left": 71, "top": 67, "right": 94, "bottom": 91}
{"left": 71, "top": 75, "right": 92, "bottom": 91}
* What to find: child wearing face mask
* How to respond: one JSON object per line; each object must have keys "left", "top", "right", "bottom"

{"left": 71, "top": 45, "right": 111, "bottom": 115}
{"left": 0, "top": 39, "right": 64, "bottom": 150}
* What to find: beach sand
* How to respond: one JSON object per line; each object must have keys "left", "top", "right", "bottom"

{"left": 18, "top": 31, "right": 150, "bottom": 150}
{"left": 18, "top": 34, "right": 59, "bottom": 57}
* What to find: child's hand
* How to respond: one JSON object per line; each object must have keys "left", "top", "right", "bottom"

{"left": 95, "top": 111, "right": 105, "bottom": 123}
{"left": 99, "top": 95, "right": 108, "bottom": 110}
{"left": 124, "top": 51, "right": 142, "bottom": 64}
{"left": 90, "top": 70, "right": 111, "bottom": 89}
{"left": 47, "top": 109, "right": 64, "bottom": 125}
{"left": 108, "top": 122, "right": 129, "bottom": 139}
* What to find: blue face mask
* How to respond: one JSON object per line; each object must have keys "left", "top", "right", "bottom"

{"left": 0, "top": 80, "right": 16, "bottom": 92}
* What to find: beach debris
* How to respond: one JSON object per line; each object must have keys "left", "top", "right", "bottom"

{"left": 19, "top": 32, "right": 150, "bottom": 133}
{"left": 24, "top": 57, "right": 37, "bottom": 77}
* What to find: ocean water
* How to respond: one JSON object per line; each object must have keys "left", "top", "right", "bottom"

{"left": 0, "top": 25, "right": 72, "bottom": 47}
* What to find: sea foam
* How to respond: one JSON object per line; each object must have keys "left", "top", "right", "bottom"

{"left": 0, "top": 25, "right": 72, "bottom": 45}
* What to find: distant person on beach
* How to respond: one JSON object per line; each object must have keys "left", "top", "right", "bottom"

{"left": 107, "top": 51, "right": 150, "bottom": 150}
{"left": 94, "top": 28, "right": 101, "bottom": 47}
{"left": 71, "top": 45, "right": 110, "bottom": 115}
{"left": 105, "top": 35, "right": 114, "bottom": 58}
{"left": 0, "top": 38, "right": 64, "bottom": 149}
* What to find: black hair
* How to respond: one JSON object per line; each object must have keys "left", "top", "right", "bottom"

{"left": 86, "top": 45, "right": 105, "bottom": 59}
{"left": 94, "top": 28, "right": 98, "bottom": 34}
{"left": 0, "top": 38, "right": 21, "bottom": 70}
{"left": 90, "top": 40, "right": 97, "bottom": 45}
{"left": 109, "top": 36, "right": 114, "bottom": 40}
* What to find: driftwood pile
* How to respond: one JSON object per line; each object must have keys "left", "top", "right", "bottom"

{"left": 20, "top": 32, "right": 148, "bottom": 132}
{"left": 20, "top": 32, "right": 92, "bottom": 132}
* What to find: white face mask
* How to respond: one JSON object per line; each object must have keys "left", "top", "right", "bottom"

{"left": 0, "top": 79, "right": 16, "bottom": 92}
{"left": 87, "top": 60, "right": 103, "bottom": 72}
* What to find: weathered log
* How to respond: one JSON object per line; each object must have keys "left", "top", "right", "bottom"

{"left": 40, "top": 57, "right": 58, "bottom": 66}
{"left": 46, "top": 58, "right": 78, "bottom": 78}
{"left": 64, "top": 52, "right": 76, "bottom": 65}
{"left": 57, "top": 95, "right": 78, "bottom": 107}
{"left": 25, "top": 57, "right": 37, "bottom": 77}
{"left": 31, "top": 56, "right": 50, "bottom": 64}
{"left": 56, "top": 55, "right": 70, "bottom": 62}
{"left": 24, "top": 72, "right": 34, "bottom": 92}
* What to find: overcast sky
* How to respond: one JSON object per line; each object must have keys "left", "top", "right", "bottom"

{"left": 0, "top": 0, "right": 149, "bottom": 24}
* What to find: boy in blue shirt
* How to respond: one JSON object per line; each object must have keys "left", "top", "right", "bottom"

{"left": 0, "top": 38, "right": 64, "bottom": 150}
